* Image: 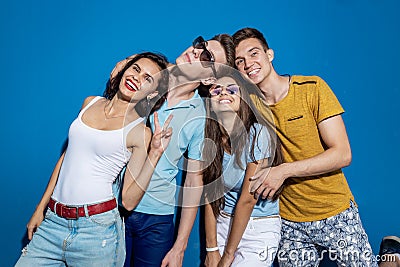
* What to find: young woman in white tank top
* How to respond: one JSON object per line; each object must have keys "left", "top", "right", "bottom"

{"left": 15, "top": 52, "right": 173, "bottom": 267}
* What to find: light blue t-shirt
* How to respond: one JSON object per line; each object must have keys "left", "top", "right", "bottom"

{"left": 134, "top": 91, "right": 205, "bottom": 215}
{"left": 222, "top": 123, "right": 279, "bottom": 217}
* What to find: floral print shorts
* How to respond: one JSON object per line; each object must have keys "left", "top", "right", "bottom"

{"left": 277, "top": 202, "right": 378, "bottom": 267}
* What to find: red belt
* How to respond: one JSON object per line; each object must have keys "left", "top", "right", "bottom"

{"left": 48, "top": 198, "right": 117, "bottom": 220}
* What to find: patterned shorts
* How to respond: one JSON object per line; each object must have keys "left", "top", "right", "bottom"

{"left": 277, "top": 202, "right": 378, "bottom": 267}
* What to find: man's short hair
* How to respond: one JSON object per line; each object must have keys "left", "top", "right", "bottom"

{"left": 232, "top": 27, "right": 270, "bottom": 51}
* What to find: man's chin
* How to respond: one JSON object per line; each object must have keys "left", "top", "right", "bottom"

{"left": 175, "top": 56, "right": 183, "bottom": 66}
{"left": 249, "top": 76, "right": 263, "bottom": 85}
{"left": 175, "top": 63, "right": 208, "bottom": 80}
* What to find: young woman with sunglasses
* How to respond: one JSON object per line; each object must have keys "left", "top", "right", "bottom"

{"left": 202, "top": 67, "right": 284, "bottom": 267}
{"left": 110, "top": 34, "right": 235, "bottom": 267}
{"left": 15, "top": 52, "right": 173, "bottom": 267}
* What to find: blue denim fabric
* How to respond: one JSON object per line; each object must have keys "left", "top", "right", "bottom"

{"left": 15, "top": 207, "right": 125, "bottom": 267}
{"left": 123, "top": 211, "right": 174, "bottom": 267}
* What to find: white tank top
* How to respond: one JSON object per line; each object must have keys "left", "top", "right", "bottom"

{"left": 52, "top": 96, "right": 144, "bottom": 205}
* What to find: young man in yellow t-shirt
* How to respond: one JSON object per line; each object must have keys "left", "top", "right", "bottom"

{"left": 232, "top": 27, "right": 378, "bottom": 266}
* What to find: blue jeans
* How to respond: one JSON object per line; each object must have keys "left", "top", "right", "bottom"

{"left": 123, "top": 210, "right": 174, "bottom": 267}
{"left": 15, "top": 207, "right": 125, "bottom": 267}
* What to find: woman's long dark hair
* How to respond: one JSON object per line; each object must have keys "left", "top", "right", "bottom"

{"left": 103, "top": 52, "right": 170, "bottom": 117}
{"left": 104, "top": 52, "right": 169, "bottom": 196}
{"left": 202, "top": 67, "right": 284, "bottom": 217}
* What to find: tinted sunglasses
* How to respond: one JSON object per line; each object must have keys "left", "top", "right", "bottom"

{"left": 209, "top": 85, "right": 240, "bottom": 96}
{"left": 192, "top": 36, "right": 217, "bottom": 75}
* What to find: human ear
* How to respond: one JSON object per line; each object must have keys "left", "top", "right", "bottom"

{"left": 267, "top": 49, "right": 274, "bottom": 62}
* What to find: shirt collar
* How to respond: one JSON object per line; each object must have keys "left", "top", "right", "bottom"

{"left": 163, "top": 90, "right": 202, "bottom": 111}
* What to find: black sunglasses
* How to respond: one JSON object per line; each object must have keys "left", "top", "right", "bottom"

{"left": 192, "top": 36, "right": 217, "bottom": 76}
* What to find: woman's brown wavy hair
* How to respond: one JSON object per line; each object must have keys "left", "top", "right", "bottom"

{"left": 103, "top": 52, "right": 169, "bottom": 117}
{"left": 202, "top": 66, "right": 284, "bottom": 217}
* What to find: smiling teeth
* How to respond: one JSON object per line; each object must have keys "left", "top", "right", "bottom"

{"left": 127, "top": 80, "right": 138, "bottom": 90}
{"left": 219, "top": 99, "right": 232, "bottom": 104}
{"left": 248, "top": 69, "right": 259, "bottom": 76}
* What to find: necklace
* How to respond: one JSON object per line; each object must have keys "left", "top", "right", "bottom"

{"left": 103, "top": 103, "right": 126, "bottom": 120}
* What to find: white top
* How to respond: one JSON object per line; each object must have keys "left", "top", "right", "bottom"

{"left": 52, "top": 96, "right": 144, "bottom": 205}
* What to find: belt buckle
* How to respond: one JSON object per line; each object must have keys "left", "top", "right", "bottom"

{"left": 72, "top": 206, "right": 79, "bottom": 219}
{"left": 62, "top": 205, "right": 79, "bottom": 220}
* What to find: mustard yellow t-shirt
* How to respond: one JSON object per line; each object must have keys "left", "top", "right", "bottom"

{"left": 251, "top": 75, "right": 354, "bottom": 222}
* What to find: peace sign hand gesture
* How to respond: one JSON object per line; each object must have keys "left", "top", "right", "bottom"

{"left": 150, "top": 112, "right": 173, "bottom": 157}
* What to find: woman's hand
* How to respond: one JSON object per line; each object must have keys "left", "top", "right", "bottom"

{"left": 26, "top": 209, "right": 45, "bottom": 240}
{"left": 204, "top": 251, "right": 221, "bottom": 267}
{"left": 217, "top": 252, "right": 234, "bottom": 267}
{"left": 150, "top": 112, "right": 173, "bottom": 156}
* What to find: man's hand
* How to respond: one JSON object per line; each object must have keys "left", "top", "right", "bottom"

{"left": 250, "top": 164, "right": 289, "bottom": 199}
{"left": 161, "top": 246, "right": 184, "bottom": 267}
{"left": 110, "top": 54, "right": 137, "bottom": 79}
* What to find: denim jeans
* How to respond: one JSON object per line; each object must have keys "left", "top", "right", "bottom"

{"left": 122, "top": 210, "right": 174, "bottom": 267}
{"left": 15, "top": 207, "right": 125, "bottom": 267}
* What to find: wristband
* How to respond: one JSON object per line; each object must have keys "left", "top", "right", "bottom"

{"left": 206, "top": 246, "right": 219, "bottom": 252}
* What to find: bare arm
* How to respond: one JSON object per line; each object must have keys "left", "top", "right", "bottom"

{"left": 204, "top": 202, "right": 221, "bottom": 267}
{"left": 121, "top": 126, "right": 151, "bottom": 210}
{"left": 26, "top": 96, "right": 96, "bottom": 239}
{"left": 251, "top": 115, "right": 352, "bottom": 199}
{"left": 161, "top": 159, "right": 203, "bottom": 267}
{"left": 218, "top": 162, "right": 260, "bottom": 267}
{"left": 122, "top": 113, "right": 173, "bottom": 211}
{"left": 26, "top": 152, "right": 65, "bottom": 240}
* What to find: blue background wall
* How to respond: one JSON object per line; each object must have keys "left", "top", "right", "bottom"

{"left": 1, "top": 0, "right": 399, "bottom": 266}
